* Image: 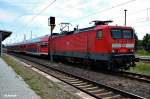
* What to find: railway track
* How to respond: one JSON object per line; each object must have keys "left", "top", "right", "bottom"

{"left": 8, "top": 53, "right": 145, "bottom": 99}
{"left": 138, "top": 56, "right": 150, "bottom": 63}
{"left": 118, "top": 71, "right": 150, "bottom": 83}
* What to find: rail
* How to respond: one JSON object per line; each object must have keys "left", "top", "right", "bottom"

{"left": 9, "top": 53, "right": 145, "bottom": 99}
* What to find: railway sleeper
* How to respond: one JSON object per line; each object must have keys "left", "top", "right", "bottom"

{"left": 88, "top": 89, "right": 105, "bottom": 93}
{"left": 62, "top": 79, "right": 79, "bottom": 82}
{"left": 63, "top": 78, "right": 80, "bottom": 82}
{"left": 72, "top": 82, "right": 88, "bottom": 86}
{"left": 91, "top": 89, "right": 109, "bottom": 95}
{"left": 62, "top": 77, "right": 77, "bottom": 80}
{"left": 78, "top": 84, "right": 93, "bottom": 88}
{"left": 104, "top": 94, "right": 121, "bottom": 99}
{"left": 83, "top": 86, "right": 98, "bottom": 90}
{"left": 94, "top": 89, "right": 109, "bottom": 95}
{"left": 139, "top": 77, "right": 146, "bottom": 80}
{"left": 64, "top": 75, "right": 74, "bottom": 79}
{"left": 131, "top": 75, "right": 139, "bottom": 78}
{"left": 62, "top": 75, "right": 74, "bottom": 78}
{"left": 85, "top": 87, "right": 100, "bottom": 91}
{"left": 70, "top": 81, "right": 83, "bottom": 84}
{"left": 95, "top": 91, "right": 113, "bottom": 97}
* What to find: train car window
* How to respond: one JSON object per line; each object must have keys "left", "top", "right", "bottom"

{"left": 96, "top": 30, "right": 103, "bottom": 39}
{"left": 111, "top": 29, "right": 122, "bottom": 39}
{"left": 40, "top": 42, "right": 48, "bottom": 47}
{"left": 123, "top": 30, "right": 133, "bottom": 39}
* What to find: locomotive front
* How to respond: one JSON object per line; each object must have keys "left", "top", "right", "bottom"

{"left": 109, "top": 26, "right": 136, "bottom": 70}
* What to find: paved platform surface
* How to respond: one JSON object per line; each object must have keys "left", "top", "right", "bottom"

{"left": 0, "top": 58, "right": 39, "bottom": 99}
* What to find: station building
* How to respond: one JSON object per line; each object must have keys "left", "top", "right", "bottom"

{"left": 0, "top": 30, "right": 12, "bottom": 56}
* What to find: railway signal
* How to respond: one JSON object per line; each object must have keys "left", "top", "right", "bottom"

{"left": 48, "top": 16, "right": 55, "bottom": 32}
{"left": 48, "top": 16, "right": 56, "bottom": 62}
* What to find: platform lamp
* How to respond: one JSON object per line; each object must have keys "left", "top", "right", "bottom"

{"left": 48, "top": 16, "right": 55, "bottom": 62}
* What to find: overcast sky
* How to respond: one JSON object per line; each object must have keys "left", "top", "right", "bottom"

{"left": 1, "top": 0, "right": 150, "bottom": 44}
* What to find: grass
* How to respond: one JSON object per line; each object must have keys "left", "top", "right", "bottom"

{"left": 2, "top": 54, "right": 78, "bottom": 99}
{"left": 135, "top": 49, "right": 150, "bottom": 56}
{"left": 133, "top": 49, "right": 150, "bottom": 74}
{"left": 130, "top": 62, "right": 150, "bottom": 75}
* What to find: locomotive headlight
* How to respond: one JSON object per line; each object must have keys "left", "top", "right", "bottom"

{"left": 112, "top": 49, "right": 115, "bottom": 53}
{"left": 131, "top": 49, "right": 134, "bottom": 52}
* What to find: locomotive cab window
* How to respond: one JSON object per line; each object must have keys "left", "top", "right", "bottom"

{"left": 111, "top": 29, "right": 133, "bottom": 39}
{"left": 123, "top": 30, "right": 133, "bottom": 39}
{"left": 111, "top": 29, "right": 122, "bottom": 39}
{"left": 96, "top": 30, "right": 103, "bottom": 39}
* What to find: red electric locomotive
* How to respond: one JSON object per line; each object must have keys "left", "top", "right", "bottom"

{"left": 51, "top": 21, "right": 136, "bottom": 70}
{"left": 7, "top": 20, "right": 136, "bottom": 70}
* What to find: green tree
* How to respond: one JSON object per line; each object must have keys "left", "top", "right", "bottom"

{"left": 143, "top": 33, "right": 150, "bottom": 50}
{"left": 134, "top": 33, "right": 138, "bottom": 50}
{"left": 136, "top": 40, "right": 143, "bottom": 50}
{"left": 147, "top": 39, "right": 150, "bottom": 53}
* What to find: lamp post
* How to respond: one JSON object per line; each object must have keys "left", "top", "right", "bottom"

{"left": 124, "top": 9, "right": 127, "bottom": 26}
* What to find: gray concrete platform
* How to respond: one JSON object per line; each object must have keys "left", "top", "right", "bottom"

{"left": 0, "top": 58, "right": 40, "bottom": 99}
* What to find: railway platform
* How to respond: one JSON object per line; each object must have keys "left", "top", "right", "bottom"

{"left": 0, "top": 58, "right": 40, "bottom": 99}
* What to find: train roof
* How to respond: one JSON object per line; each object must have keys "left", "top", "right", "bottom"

{"left": 95, "top": 25, "right": 133, "bottom": 30}
{"left": 23, "top": 35, "right": 49, "bottom": 44}
{"left": 6, "top": 23, "right": 133, "bottom": 47}
{"left": 8, "top": 35, "right": 49, "bottom": 46}
{"left": 59, "top": 24, "right": 133, "bottom": 36}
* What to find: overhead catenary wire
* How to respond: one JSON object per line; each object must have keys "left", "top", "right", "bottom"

{"left": 58, "top": 1, "right": 149, "bottom": 29}
{"left": 10, "top": 0, "right": 144, "bottom": 40}
{"left": 5, "top": 0, "right": 150, "bottom": 44}
{"left": 25, "top": 0, "right": 56, "bottom": 26}
{"left": 60, "top": 0, "right": 148, "bottom": 28}
{"left": 110, "top": 8, "right": 149, "bottom": 20}
{"left": 10, "top": 3, "right": 41, "bottom": 27}
{"left": 16, "top": 0, "right": 136, "bottom": 32}
{"left": 70, "top": 0, "right": 136, "bottom": 23}
{"left": 57, "top": 0, "right": 145, "bottom": 23}
{"left": 16, "top": 0, "right": 56, "bottom": 32}
{"left": 128, "top": 8, "right": 149, "bottom": 16}
{"left": 147, "top": 8, "right": 150, "bottom": 20}
{"left": 11, "top": 0, "right": 77, "bottom": 26}
{"left": 0, "top": 22, "right": 5, "bottom": 30}
{"left": 5, "top": 0, "right": 56, "bottom": 45}
{"left": 14, "top": 0, "right": 56, "bottom": 40}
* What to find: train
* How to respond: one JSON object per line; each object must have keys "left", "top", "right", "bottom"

{"left": 6, "top": 20, "right": 137, "bottom": 70}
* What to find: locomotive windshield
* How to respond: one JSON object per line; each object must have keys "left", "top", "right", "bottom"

{"left": 111, "top": 29, "right": 133, "bottom": 39}
{"left": 123, "top": 30, "right": 133, "bottom": 39}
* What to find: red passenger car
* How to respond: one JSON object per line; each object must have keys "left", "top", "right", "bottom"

{"left": 7, "top": 35, "right": 49, "bottom": 56}
{"left": 25, "top": 35, "right": 49, "bottom": 55}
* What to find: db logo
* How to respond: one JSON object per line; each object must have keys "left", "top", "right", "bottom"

{"left": 121, "top": 44, "right": 126, "bottom": 47}
{"left": 66, "top": 42, "right": 70, "bottom": 46}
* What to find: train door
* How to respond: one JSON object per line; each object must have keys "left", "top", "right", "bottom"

{"left": 95, "top": 29, "right": 107, "bottom": 53}
{"left": 37, "top": 43, "right": 40, "bottom": 54}
{"left": 87, "top": 30, "right": 96, "bottom": 53}
{"left": 40, "top": 42, "right": 48, "bottom": 55}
